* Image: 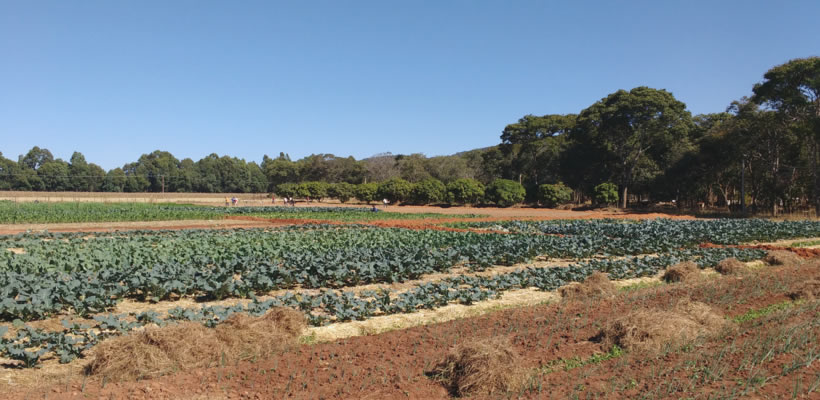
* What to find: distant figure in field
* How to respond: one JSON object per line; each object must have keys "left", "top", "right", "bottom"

{"left": 371, "top": 205, "right": 380, "bottom": 212}
{"left": 231, "top": 197, "right": 237, "bottom": 206}
{"left": 225, "top": 197, "right": 230, "bottom": 207}
{"left": 271, "top": 195, "right": 275, "bottom": 204}
{"left": 382, "top": 198, "right": 389, "bottom": 207}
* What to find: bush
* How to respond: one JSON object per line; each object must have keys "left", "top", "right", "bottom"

{"left": 446, "top": 179, "right": 485, "bottom": 205}
{"left": 485, "top": 179, "right": 526, "bottom": 207}
{"left": 327, "top": 182, "right": 355, "bottom": 203}
{"left": 594, "top": 182, "right": 619, "bottom": 206}
{"left": 297, "top": 181, "right": 328, "bottom": 201}
{"left": 355, "top": 183, "right": 379, "bottom": 204}
{"left": 377, "top": 178, "right": 413, "bottom": 203}
{"left": 538, "top": 183, "right": 573, "bottom": 208}
{"left": 275, "top": 183, "right": 298, "bottom": 199}
{"left": 410, "top": 178, "right": 447, "bottom": 205}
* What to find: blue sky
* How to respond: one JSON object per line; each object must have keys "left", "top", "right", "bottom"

{"left": 2, "top": 1, "right": 819, "bottom": 170}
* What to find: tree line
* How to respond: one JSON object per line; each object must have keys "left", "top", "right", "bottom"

{"left": 1, "top": 57, "right": 817, "bottom": 212}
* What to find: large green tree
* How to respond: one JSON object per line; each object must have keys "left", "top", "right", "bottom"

{"left": 499, "top": 114, "right": 575, "bottom": 189}
{"left": 753, "top": 57, "right": 820, "bottom": 213}
{"left": 573, "top": 87, "right": 693, "bottom": 207}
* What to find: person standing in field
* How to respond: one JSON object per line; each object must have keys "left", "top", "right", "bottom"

{"left": 225, "top": 197, "right": 230, "bottom": 206}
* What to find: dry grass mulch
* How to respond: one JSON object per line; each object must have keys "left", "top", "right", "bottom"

{"left": 558, "top": 272, "right": 617, "bottom": 301}
{"left": 429, "top": 336, "right": 528, "bottom": 397}
{"left": 662, "top": 261, "right": 701, "bottom": 283}
{"left": 86, "top": 308, "right": 306, "bottom": 382}
{"left": 714, "top": 257, "right": 747, "bottom": 275}
{"left": 763, "top": 250, "right": 803, "bottom": 266}
{"left": 598, "top": 298, "right": 728, "bottom": 354}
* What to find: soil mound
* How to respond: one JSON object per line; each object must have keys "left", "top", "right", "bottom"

{"left": 430, "top": 336, "right": 526, "bottom": 397}
{"left": 599, "top": 299, "right": 726, "bottom": 353}
{"left": 86, "top": 308, "right": 305, "bottom": 381}
{"left": 559, "top": 272, "right": 617, "bottom": 301}
{"left": 788, "top": 279, "right": 820, "bottom": 301}
{"left": 764, "top": 250, "right": 802, "bottom": 266}
{"left": 715, "top": 258, "right": 746, "bottom": 275}
{"left": 662, "top": 261, "right": 701, "bottom": 283}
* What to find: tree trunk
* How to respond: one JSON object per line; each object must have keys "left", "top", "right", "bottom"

{"left": 621, "top": 186, "right": 628, "bottom": 209}
{"left": 813, "top": 139, "right": 820, "bottom": 216}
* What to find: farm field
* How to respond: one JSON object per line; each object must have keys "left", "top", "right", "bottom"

{"left": 1, "top": 213, "right": 819, "bottom": 399}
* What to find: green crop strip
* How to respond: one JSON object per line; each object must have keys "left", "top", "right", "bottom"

{"left": 788, "top": 239, "right": 820, "bottom": 248}
{"left": 732, "top": 301, "right": 796, "bottom": 323}
{"left": 538, "top": 345, "right": 624, "bottom": 374}
{"left": 0, "top": 202, "right": 482, "bottom": 224}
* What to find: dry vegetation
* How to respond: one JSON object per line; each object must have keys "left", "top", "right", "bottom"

{"left": 661, "top": 261, "right": 702, "bottom": 283}
{"left": 763, "top": 249, "right": 805, "bottom": 265}
{"left": 429, "top": 336, "right": 527, "bottom": 397}
{"left": 86, "top": 308, "right": 305, "bottom": 381}
{"left": 558, "top": 271, "right": 617, "bottom": 301}
{"left": 715, "top": 257, "right": 747, "bottom": 275}
{"left": 598, "top": 298, "right": 728, "bottom": 354}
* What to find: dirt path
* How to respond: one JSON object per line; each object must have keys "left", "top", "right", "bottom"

{"left": 8, "top": 261, "right": 817, "bottom": 399}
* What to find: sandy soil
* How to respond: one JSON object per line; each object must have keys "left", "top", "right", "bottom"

{"left": 6, "top": 261, "right": 817, "bottom": 399}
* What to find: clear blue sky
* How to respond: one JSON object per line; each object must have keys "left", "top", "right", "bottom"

{"left": 2, "top": 1, "right": 819, "bottom": 170}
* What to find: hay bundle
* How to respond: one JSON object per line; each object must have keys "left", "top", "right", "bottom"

{"left": 599, "top": 299, "right": 726, "bottom": 353}
{"left": 559, "top": 272, "right": 617, "bottom": 301}
{"left": 715, "top": 258, "right": 746, "bottom": 275}
{"left": 430, "top": 337, "right": 526, "bottom": 397}
{"left": 86, "top": 322, "right": 221, "bottom": 381}
{"left": 788, "top": 279, "right": 820, "bottom": 301}
{"left": 87, "top": 307, "right": 306, "bottom": 381}
{"left": 662, "top": 261, "right": 701, "bottom": 283}
{"left": 214, "top": 308, "right": 307, "bottom": 361}
{"left": 763, "top": 250, "right": 802, "bottom": 266}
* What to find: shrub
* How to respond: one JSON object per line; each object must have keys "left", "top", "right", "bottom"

{"left": 594, "top": 182, "right": 619, "bottom": 206}
{"left": 538, "top": 183, "right": 573, "bottom": 208}
{"left": 275, "top": 183, "right": 298, "bottom": 198}
{"left": 296, "top": 181, "right": 328, "bottom": 201}
{"left": 410, "top": 178, "right": 447, "bottom": 204}
{"left": 327, "top": 182, "right": 355, "bottom": 203}
{"left": 446, "top": 178, "right": 485, "bottom": 205}
{"left": 354, "top": 183, "right": 379, "bottom": 204}
{"left": 377, "top": 178, "right": 413, "bottom": 203}
{"left": 485, "top": 179, "right": 526, "bottom": 207}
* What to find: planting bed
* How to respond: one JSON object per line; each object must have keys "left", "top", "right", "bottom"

{"left": 1, "top": 213, "right": 819, "bottom": 399}
{"left": 6, "top": 258, "right": 819, "bottom": 399}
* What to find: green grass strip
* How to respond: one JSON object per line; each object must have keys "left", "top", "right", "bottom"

{"left": 732, "top": 301, "right": 795, "bottom": 323}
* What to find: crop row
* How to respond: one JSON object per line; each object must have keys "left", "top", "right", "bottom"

{"left": 455, "top": 218, "right": 820, "bottom": 246}
{"left": 2, "top": 218, "right": 817, "bottom": 322}
{"left": 0, "top": 225, "right": 622, "bottom": 321}
{"left": 0, "top": 202, "right": 477, "bottom": 224}
{"left": 0, "top": 246, "right": 765, "bottom": 367}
